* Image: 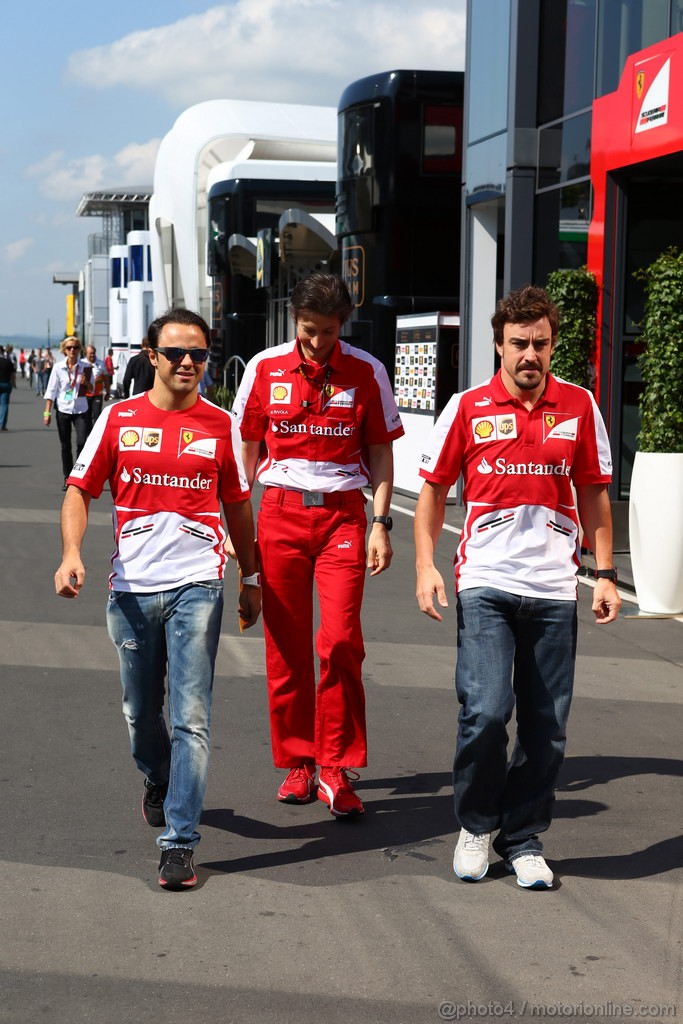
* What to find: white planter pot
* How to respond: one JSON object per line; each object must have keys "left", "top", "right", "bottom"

{"left": 629, "top": 451, "right": 683, "bottom": 614}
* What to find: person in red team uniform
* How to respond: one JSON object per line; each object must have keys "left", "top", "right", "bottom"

{"left": 54, "top": 308, "right": 261, "bottom": 890}
{"left": 232, "top": 273, "right": 404, "bottom": 817}
{"left": 415, "top": 285, "right": 621, "bottom": 890}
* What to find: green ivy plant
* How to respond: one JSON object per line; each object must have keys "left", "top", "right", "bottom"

{"left": 634, "top": 247, "right": 683, "bottom": 454}
{"left": 546, "top": 266, "right": 598, "bottom": 389}
{"left": 208, "top": 384, "right": 235, "bottom": 411}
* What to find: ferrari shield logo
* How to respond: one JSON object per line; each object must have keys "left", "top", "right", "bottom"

{"left": 636, "top": 71, "right": 645, "bottom": 98}
{"left": 545, "top": 415, "right": 556, "bottom": 429}
{"left": 183, "top": 430, "right": 194, "bottom": 444}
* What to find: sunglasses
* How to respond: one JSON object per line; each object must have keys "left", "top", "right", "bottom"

{"left": 65, "top": 345, "right": 80, "bottom": 351}
{"left": 154, "top": 347, "right": 209, "bottom": 364}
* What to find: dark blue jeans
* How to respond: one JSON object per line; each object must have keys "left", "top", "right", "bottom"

{"left": 453, "top": 587, "right": 577, "bottom": 863}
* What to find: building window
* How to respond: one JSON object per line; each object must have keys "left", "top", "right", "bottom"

{"left": 534, "top": 181, "right": 591, "bottom": 283}
{"left": 538, "top": 0, "right": 597, "bottom": 124}
{"left": 130, "top": 245, "right": 144, "bottom": 283}
{"left": 423, "top": 106, "right": 462, "bottom": 174}
{"left": 537, "top": 111, "right": 591, "bottom": 190}
{"left": 466, "top": 0, "right": 511, "bottom": 144}
{"left": 597, "top": 0, "right": 669, "bottom": 97}
{"left": 673, "top": 0, "right": 683, "bottom": 32}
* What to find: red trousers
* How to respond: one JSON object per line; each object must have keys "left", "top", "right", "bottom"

{"left": 257, "top": 488, "right": 368, "bottom": 768}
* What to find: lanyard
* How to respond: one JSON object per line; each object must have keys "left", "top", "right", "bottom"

{"left": 298, "top": 364, "right": 333, "bottom": 409}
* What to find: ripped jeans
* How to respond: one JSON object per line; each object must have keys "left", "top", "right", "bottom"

{"left": 106, "top": 581, "right": 224, "bottom": 849}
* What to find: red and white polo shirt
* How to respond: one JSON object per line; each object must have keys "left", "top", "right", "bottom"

{"left": 232, "top": 339, "right": 404, "bottom": 491}
{"left": 67, "top": 392, "right": 250, "bottom": 592}
{"left": 419, "top": 371, "right": 613, "bottom": 600}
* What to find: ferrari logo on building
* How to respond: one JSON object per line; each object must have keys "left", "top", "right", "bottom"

{"left": 636, "top": 71, "right": 645, "bottom": 98}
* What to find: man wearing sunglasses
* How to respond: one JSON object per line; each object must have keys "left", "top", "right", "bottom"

{"left": 54, "top": 308, "right": 261, "bottom": 890}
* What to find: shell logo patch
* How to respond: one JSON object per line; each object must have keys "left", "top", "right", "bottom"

{"left": 270, "top": 382, "right": 292, "bottom": 404}
{"left": 119, "top": 428, "right": 141, "bottom": 450}
{"left": 474, "top": 419, "right": 494, "bottom": 440}
{"left": 472, "top": 415, "right": 518, "bottom": 444}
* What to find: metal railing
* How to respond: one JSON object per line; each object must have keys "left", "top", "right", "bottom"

{"left": 222, "top": 354, "right": 246, "bottom": 392}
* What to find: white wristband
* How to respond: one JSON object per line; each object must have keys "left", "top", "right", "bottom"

{"left": 241, "top": 572, "right": 261, "bottom": 587}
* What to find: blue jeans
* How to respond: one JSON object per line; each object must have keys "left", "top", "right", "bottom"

{"left": 453, "top": 587, "right": 577, "bottom": 863}
{"left": 106, "top": 581, "right": 224, "bottom": 850}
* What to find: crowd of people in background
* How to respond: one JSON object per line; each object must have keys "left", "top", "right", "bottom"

{"left": 0, "top": 337, "right": 165, "bottom": 486}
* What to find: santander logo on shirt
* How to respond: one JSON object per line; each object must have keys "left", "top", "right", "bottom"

{"left": 120, "top": 466, "right": 212, "bottom": 490}
{"left": 271, "top": 419, "right": 356, "bottom": 437}
{"left": 477, "top": 456, "right": 571, "bottom": 476}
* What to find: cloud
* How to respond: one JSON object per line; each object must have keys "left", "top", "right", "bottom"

{"left": 4, "top": 238, "right": 35, "bottom": 262}
{"left": 25, "top": 140, "right": 160, "bottom": 202}
{"left": 112, "top": 139, "right": 161, "bottom": 183}
{"left": 26, "top": 151, "right": 108, "bottom": 201}
{"left": 66, "top": 0, "right": 466, "bottom": 107}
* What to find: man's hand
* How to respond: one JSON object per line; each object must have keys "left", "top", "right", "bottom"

{"left": 224, "top": 535, "right": 237, "bottom": 560}
{"left": 238, "top": 584, "right": 261, "bottom": 629}
{"left": 416, "top": 565, "right": 449, "bottom": 621}
{"left": 55, "top": 556, "right": 85, "bottom": 598}
{"left": 592, "top": 579, "right": 621, "bottom": 623}
{"left": 367, "top": 523, "right": 393, "bottom": 576}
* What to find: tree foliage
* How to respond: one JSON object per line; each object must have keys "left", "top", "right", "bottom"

{"left": 635, "top": 247, "right": 683, "bottom": 453}
{"left": 546, "top": 266, "right": 598, "bottom": 389}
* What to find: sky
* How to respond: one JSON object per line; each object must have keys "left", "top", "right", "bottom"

{"left": 0, "top": 0, "right": 466, "bottom": 341}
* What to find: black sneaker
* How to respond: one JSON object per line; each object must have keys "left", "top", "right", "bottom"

{"left": 158, "top": 848, "right": 197, "bottom": 890}
{"left": 142, "top": 779, "right": 168, "bottom": 827}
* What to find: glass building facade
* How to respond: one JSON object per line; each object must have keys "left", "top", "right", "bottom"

{"left": 462, "top": 0, "right": 683, "bottom": 498}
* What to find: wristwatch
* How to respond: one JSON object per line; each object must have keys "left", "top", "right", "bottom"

{"left": 240, "top": 572, "right": 261, "bottom": 586}
{"left": 594, "top": 568, "right": 618, "bottom": 583}
{"left": 372, "top": 515, "right": 393, "bottom": 531}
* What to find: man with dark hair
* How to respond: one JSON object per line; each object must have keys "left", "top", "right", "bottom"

{"left": 231, "top": 272, "right": 404, "bottom": 817}
{"left": 121, "top": 337, "right": 155, "bottom": 397}
{"left": 54, "top": 308, "right": 261, "bottom": 890}
{"left": 415, "top": 285, "right": 620, "bottom": 889}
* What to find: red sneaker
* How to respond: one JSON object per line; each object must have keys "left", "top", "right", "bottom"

{"left": 277, "top": 764, "right": 317, "bottom": 804}
{"left": 317, "top": 767, "right": 364, "bottom": 817}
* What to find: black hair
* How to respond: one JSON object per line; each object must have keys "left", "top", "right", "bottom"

{"left": 147, "top": 308, "right": 210, "bottom": 348}
{"left": 288, "top": 273, "right": 354, "bottom": 325}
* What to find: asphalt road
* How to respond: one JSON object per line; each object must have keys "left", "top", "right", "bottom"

{"left": 1, "top": 379, "right": 681, "bottom": 1024}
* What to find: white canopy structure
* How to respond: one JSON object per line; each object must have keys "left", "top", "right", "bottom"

{"left": 149, "top": 99, "right": 337, "bottom": 322}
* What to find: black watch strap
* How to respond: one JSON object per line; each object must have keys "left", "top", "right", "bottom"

{"left": 372, "top": 515, "right": 393, "bottom": 531}
{"left": 594, "top": 568, "right": 618, "bottom": 582}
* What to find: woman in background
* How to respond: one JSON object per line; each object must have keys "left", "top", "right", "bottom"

{"left": 43, "top": 337, "right": 92, "bottom": 490}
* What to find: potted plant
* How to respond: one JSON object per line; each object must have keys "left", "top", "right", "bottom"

{"left": 546, "top": 266, "right": 598, "bottom": 388}
{"left": 629, "top": 247, "right": 683, "bottom": 614}
{"left": 546, "top": 267, "right": 599, "bottom": 552}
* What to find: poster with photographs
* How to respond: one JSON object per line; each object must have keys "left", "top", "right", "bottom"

{"left": 394, "top": 328, "right": 437, "bottom": 413}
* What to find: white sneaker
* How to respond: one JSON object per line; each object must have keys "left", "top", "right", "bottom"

{"left": 453, "top": 829, "right": 491, "bottom": 881}
{"left": 510, "top": 853, "right": 554, "bottom": 889}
